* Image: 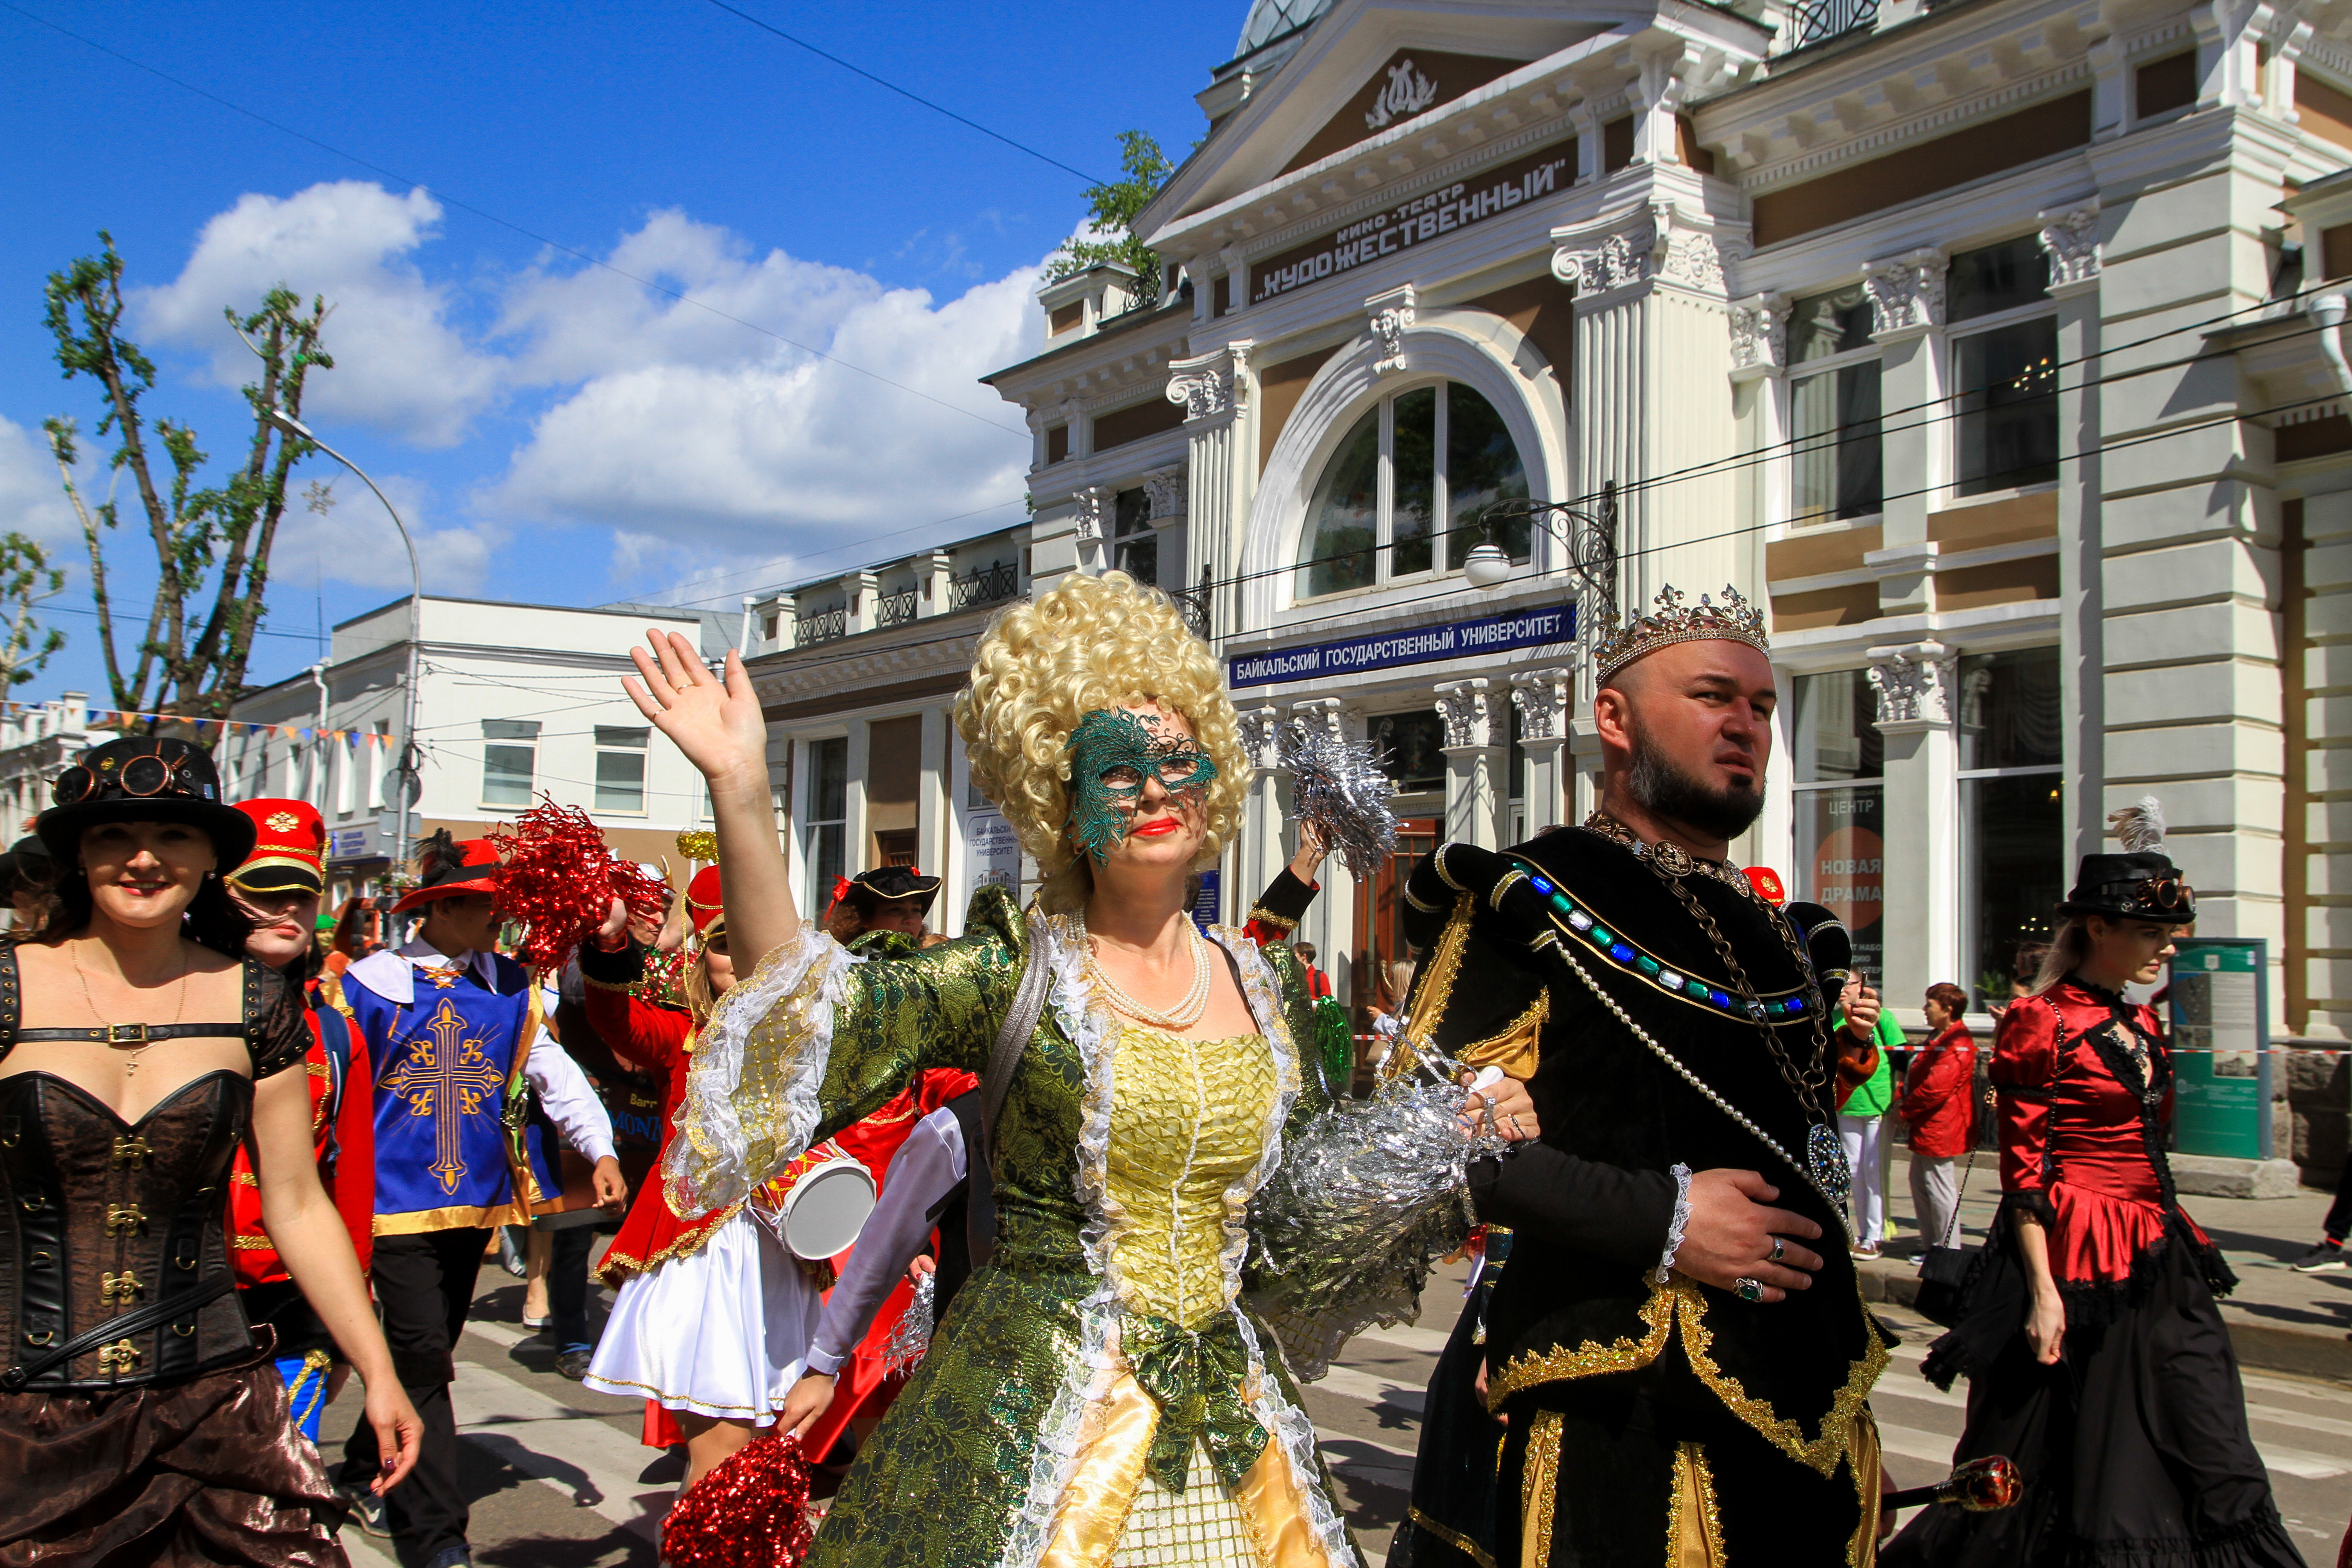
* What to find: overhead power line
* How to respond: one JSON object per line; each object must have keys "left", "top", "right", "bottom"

{"left": 0, "top": 1, "right": 1029, "bottom": 440}
{"left": 700, "top": 0, "right": 1108, "bottom": 186}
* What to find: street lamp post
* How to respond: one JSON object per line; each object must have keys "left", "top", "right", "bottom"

{"left": 1462, "top": 482, "right": 1620, "bottom": 601}
{"left": 264, "top": 407, "right": 423, "bottom": 892}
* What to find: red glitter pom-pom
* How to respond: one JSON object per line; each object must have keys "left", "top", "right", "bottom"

{"left": 661, "top": 1433, "right": 815, "bottom": 1568}
{"left": 490, "top": 796, "right": 672, "bottom": 976}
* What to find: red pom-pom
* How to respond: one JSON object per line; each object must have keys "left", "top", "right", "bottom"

{"left": 661, "top": 1433, "right": 815, "bottom": 1568}
{"left": 489, "top": 797, "right": 672, "bottom": 977}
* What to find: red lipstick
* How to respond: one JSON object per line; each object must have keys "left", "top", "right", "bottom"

{"left": 1130, "top": 817, "right": 1181, "bottom": 837}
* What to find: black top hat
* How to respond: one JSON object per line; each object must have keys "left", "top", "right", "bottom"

{"left": 37, "top": 737, "right": 256, "bottom": 869}
{"left": 2060, "top": 796, "right": 2195, "bottom": 923}
{"left": 846, "top": 865, "right": 941, "bottom": 915}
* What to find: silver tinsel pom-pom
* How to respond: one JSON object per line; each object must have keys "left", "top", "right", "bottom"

{"left": 1279, "top": 721, "right": 1398, "bottom": 881}
{"left": 1246, "top": 1062, "right": 1509, "bottom": 1382}
{"left": 880, "top": 1270, "right": 935, "bottom": 1375}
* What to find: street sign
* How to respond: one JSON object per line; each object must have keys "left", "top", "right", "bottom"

{"left": 2169, "top": 937, "right": 2270, "bottom": 1160}
{"left": 1190, "top": 869, "right": 1222, "bottom": 931}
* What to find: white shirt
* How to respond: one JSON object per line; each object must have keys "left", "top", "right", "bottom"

{"left": 806, "top": 1107, "right": 966, "bottom": 1376}
{"left": 346, "top": 939, "right": 616, "bottom": 1164}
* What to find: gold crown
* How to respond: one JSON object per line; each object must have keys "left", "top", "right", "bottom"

{"left": 1593, "top": 584, "right": 1769, "bottom": 683}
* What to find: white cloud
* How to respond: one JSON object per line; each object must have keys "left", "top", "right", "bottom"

{"left": 134, "top": 182, "right": 501, "bottom": 448}
{"left": 274, "top": 470, "right": 495, "bottom": 595}
{"left": 0, "top": 417, "right": 84, "bottom": 554}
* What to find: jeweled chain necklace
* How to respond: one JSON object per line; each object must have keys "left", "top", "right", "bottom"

{"left": 1079, "top": 914, "right": 1214, "bottom": 1030}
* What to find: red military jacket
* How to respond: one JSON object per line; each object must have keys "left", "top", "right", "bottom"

{"left": 228, "top": 972, "right": 376, "bottom": 1283}
{"left": 1900, "top": 1022, "right": 1977, "bottom": 1159}
{"left": 1993, "top": 978, "right": 2214, "bottom": 1290}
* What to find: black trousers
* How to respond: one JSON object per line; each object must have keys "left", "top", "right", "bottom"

{"left": 2324, "top": 1149, "right": 2352, "bottom": 1241}
{"left": 343, "top": 1227, "right": 489, "bottom": 1568}
{"left": 547, "top": 1224, "right": 598, "bottom": 1354}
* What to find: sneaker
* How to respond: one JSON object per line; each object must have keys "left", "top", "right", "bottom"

{"left": 335, "top": 1483, "right": 390, "bottom": 1538}
{"left": 521, "top": 1313, "right": 551, "bottom": 1330}
{"left": 1850, "top": 1241, "right": 1883, "bottom": 1260}
{"left": 554, "top": 1349, "right": 594, "bottom": 1381}
{"left": 2291, "top": 1242, "right": 2348, "bottom": 1273}
{"left": 424, "top": 1548, "right": 473, "bottom": 1568}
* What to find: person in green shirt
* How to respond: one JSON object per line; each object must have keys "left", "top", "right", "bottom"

{"left": 1834, "top": 973, "right": 1901, "bottom": 1259}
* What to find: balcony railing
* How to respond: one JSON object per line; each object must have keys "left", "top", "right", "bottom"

{"left": 1789, "top": 0, "right": 1876, "bottom": 47}
{"left": 877, "top": 588, "right": 918, "bottom": 628}
{"left": 795, "top": 607, "right": 847, "bottom": 646}
{"left": 949, "top": 561, "right": 1019, "bottom": 612}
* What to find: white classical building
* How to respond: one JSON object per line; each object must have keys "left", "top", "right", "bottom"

{"left": 227, "top": 596, "right": 726, "bottom": 908}
{"left": 0, "top": 694, "right": 107, "bottom": 845}
{"left": 743, "top": 0, "right": 2352, "bottom": 1166}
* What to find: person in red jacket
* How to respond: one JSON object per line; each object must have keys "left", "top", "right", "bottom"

{"left": 1899, "top": 980, "right": 1976, "bottom": 1262}
{"left": 220, "top": 798, "right": 376, "bottom": 1442}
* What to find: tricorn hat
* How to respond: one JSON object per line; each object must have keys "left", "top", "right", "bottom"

{"left": 2060, "top": 797, "right": 2195, "bottom": 923}
{"left": 841, "top": 864, "right": 941, "bottom": 916}
{"left": 38, "top": 736, "right": 255, "bottom": 869}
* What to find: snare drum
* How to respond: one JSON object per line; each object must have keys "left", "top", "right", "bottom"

{"left": 749, "top": 1140, "right": 878, "bottom": 1260}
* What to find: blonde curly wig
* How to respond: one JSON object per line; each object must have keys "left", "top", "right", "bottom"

{"left": 954, "top": 571, "right": 1251, "bottom": 913}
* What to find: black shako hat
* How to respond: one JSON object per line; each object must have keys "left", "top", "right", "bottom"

{"left": 845, "top": 864, "right": 941, "bottom": 915}
{"left": 37, "top": 736, "right": 256, "bottom": 870}
{"left": 2059, "top": 797, "right": 2195, "bottom": 923}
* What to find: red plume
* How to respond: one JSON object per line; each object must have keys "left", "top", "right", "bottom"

{"left": 489, "top": 797, "right": 672, "bottom": 976}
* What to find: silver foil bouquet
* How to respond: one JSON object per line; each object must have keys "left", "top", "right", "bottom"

{"left": 1246, "top": 1050, "right": 1511, "bottom": 1381}
{"left": 1278, "top": 720, "right": 1397, "bottom": 881}
{"left": 881, "top": 1270, "right": 936, "bottom": 1376}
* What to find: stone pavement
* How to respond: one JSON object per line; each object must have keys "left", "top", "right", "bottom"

{"left": 1863, "top": 1148, "right": 2352, "bottom": 1381}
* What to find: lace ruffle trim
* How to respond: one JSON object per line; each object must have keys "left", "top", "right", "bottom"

{"left": 1215, "top": 925, "right": 1303, "bottom": 1312}
{"left": 1655, "top": 1162, "right": 1693, "bottom": 1286}
{"left": 1232, "top": 1309, "right": 1357, "bottom": 1566}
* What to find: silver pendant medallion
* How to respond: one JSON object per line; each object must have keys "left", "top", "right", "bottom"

{"left": 1808, "top": 1122, "right": 1851, "bottom": 1213}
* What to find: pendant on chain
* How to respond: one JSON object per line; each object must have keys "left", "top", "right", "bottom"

{"left": 1807, "top": 1123, "right": 1852, "bottom": 1214}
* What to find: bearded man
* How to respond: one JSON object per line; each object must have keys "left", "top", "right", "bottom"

{"left": 1391, "top": 587, "right": 1892, "bottom": 1567}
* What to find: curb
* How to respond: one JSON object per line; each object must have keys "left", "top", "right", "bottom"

{"left": 1855, "top": 1258, "right": 2352, "bottom": 1385}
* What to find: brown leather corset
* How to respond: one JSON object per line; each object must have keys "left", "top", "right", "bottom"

{"left": 0, "top": 1070, "right": 257, "bottom": 1390}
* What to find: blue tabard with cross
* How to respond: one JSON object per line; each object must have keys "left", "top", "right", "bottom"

{"left": 345, "top": 950, "right": 536, "bottom": 1234}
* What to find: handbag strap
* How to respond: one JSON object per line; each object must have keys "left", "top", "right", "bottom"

{"left": 0, "top": 1271, "right": 237, "bottom": 1393}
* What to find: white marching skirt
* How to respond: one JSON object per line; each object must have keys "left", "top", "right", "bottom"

{"left": 582, "top": 1209, "right": 821, "bottom": 1424}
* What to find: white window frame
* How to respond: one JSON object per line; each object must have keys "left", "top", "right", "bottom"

{"left": 1781, "top": 331, "right": 1886, "bottom": 532}
{"left": 480, "top": 721, "right": 539, "bottom": 811}
{"left": 1943, "top": 289, "right": 2060, "bottom": 507}
{"left": 593, "top": 725, "right": 652, "bottom": 817}
{"left": 800, "top": 734, "right": 850, "bottom": 923}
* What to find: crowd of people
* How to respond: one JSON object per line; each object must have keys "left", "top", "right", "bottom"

{"left": 0, "top": 569, "right": 2328, "bottom": 1568}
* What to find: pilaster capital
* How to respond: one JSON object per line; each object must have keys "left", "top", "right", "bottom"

{"left": 1166, "top": 342, "right": 1252, "bottom": 424}
{"left": 1865, "top": 641, "right": 1958, "bottom": 732}
{"left": 1552, "top": 199, "right": 1734, "bottom": 303}
{"left": 1236, "top": 705, "right": 1285, "bottom": 771}
{"left": 1072, "top": 485, "right": 1112, "bottom": 542}
{"left": 2038, "top": 199, "right": 2103, "bottom": 296}
{"left": 1433, "top": 677, "right": 1499, "bottom": 751}
{"left": 1864, "top": 247, "right": 1947, "bottom": 338}
{"left": 1290, "top": 696, "right": 1349, "bottom": 746}
{"left": 1366, "top": 284, "right": 1417, "bottom": 376}
{"left": 1508, "top": 667, "right": 1575, "bottom": 742}
{"left": 1141, "top": 464, "right": 1188, "bottom": 524}
{"left": 1729, "top": 291, "right": 1790, "bottom": 377}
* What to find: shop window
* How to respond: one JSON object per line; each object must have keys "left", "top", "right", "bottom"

{"left": 1112, "top": 487, "right": 1158, "bottom": 586}
{"left": 1959, "top": 647, "right": 2065, "bottom": 1010}
{"left": 482, "top": 720, "right": 539, "bottom": 808}
{"left": 1790, "top": 671, "right": 1884, "bottom": 978}
{"left": 1368, "top": 710, "right": 1446, "bottom": 796}
{"left": 1788, "top": 284, "right": 1883, "bottom": 525}
{"left": 803, "top": 737, "right": 849, "bottom": 921}
{"left": 594, "top": 726, "right": 650, "bottom": 815}
{"left": 1296, "top": 383, "right": 1529, "bottom": 598}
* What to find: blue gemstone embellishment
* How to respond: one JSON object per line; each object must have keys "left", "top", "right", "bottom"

{"left": 1610, "top": 943, "right": 1635, "bottom": 962}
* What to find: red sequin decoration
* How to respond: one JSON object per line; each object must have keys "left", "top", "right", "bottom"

{"left": 661, "top": 1433, "right": 815, "bottom": 1568}
{"left": 490, "top": 796, "right": 673, "bottom": 976}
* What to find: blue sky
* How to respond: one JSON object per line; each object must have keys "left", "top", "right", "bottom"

{"left": 0, "top": 0, "right": 1242, "bottom": 703}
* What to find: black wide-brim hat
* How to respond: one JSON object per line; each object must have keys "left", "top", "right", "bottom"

{"left": 36, "top": 736, "right": 256, "bottom": 870}
{"left": 2059, "top": 849, "right": 2196, "bottom": 923}
{"left": 847, "top": 864, "right": 941, "bottom": 914}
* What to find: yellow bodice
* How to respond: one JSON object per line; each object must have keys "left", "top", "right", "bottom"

{"left": 1104, "top": 1026, "right": 1277, "bottom": 1329}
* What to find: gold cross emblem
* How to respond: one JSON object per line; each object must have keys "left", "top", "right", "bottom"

{"left": 378, "top": 997, "right": 505, "bottom": 1195}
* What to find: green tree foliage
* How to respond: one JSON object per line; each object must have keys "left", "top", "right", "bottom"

{"left": 1048, "top": 130, "right": 1176, "bottom": 309}
{"left": 0, "top": 534, "right": 66, "bottom": 694}
{"left": 41, "top": 232, "right": 332, "bottom": 733}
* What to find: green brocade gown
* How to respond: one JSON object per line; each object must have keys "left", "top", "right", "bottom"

{"left": 664, "top": 886, "right": 1368, "bottom": 1568}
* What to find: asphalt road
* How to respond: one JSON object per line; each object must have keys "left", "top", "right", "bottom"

{"left": 323, "top": 1257, "right": 2352, "bottom": 1566}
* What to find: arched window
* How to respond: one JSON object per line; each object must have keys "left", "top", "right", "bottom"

{"left": 1295, "top": 382, "right": 1530, "bottom": 598}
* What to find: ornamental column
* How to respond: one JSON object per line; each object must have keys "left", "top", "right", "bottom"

{"left": 1166, "top": 341, "right": 1254, "bottom": 640}
{"left": 1861, "top": 248, "right": 1947, "bottom": 616}
{"left": 1868, "top": 642, "right": 1960, "bottom": 1006}
{"left": 1434, "top": 679, "right": 1505, "bottom": 849}
{"left": 1142, "top": 463, "right": 1189, "bottom": 589}
{"left": 2039, "top": 201, "right": 2107, "bottom": 866}
{"left": 1511, "top": 668, "right": 1574, "bottom": 835}
{"left": 1235, "top": 703, "right": 1286, "bottom": 932}
{"left": 1289, "top": 698, "right": 1357, "bottom": 984}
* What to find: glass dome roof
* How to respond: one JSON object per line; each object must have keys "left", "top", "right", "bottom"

{"left": 1236, "top": 0, "right": 1332, "bottom": 55}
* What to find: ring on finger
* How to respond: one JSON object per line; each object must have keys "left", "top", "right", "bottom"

{"left": 1767, "top": 1235, "right": 1786, "bottom": 1265}
{"left": 1734, "top": 1277, "right": 1767, "bottom": 1304}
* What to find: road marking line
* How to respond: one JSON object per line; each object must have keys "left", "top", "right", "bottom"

{"left": 466, "top": 1319, "right": 530, "bottom": 1348}
{"left": 1351, "top": 1324, "right": 1453, "bottom": 1356}
{"left": 1314, "top": 1426, "right": 1420, "bottom": 1463}
{"left": 1872, "top": 1421, "right": 1956, "bottom": 1466}
{"left": 2245, "top": 1400, "right": 2352, "bottom": 1440}
{"left": 1308, "top": 1364, "right": 1427, "bottom": 1411}
{"left": 337, "top": 1533, "right": 401, "bottom": 1568}
{"left": 2252, "top": 1441, "right": 2348, "bottom": 1480}
{"left": 451, "top": 1358, "right": 670, "bottom": 1539}
{"left": 1869, "top": 1378, "right": 1966, "bottom": 1409}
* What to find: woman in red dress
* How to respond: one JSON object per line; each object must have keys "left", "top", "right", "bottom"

{"left": 1886, "top": 806, "right": 2301, "bottom": 1567}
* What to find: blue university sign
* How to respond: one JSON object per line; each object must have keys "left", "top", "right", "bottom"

{"left": 1228, "top": 603, "right": 1576, "bottom": 689}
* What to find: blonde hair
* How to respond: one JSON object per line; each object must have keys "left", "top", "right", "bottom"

{"left": 955, "top": 571, "right": 1251, "bottom": 914}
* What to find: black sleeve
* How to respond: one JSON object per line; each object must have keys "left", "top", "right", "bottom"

{"left": 577, "top": 937, "right": 647, "bottom": 989}
{"left": 1245, "top": 867, "right": 1318, "bottom": 935}
{"left": 1468, "top": 1148, "right": 1677, "bottom": 1274}
{"left": 246, "top": 961, "right": 311, "bottom": 1079}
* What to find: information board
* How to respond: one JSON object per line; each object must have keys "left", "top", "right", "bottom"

{"left": 1191, "top": 869, "right": 1223, "bottom": 932}
{"left": 2168, "top": 937, "right": 2269, "bottom": 1160}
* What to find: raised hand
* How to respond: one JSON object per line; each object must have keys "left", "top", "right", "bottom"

{"left": 621, "top": 631, "right": 768, "bottom": 794}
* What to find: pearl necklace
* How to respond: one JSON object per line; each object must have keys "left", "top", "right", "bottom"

{"left": 1080, "top": 915, "right": 1214, "bottom": 1030}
